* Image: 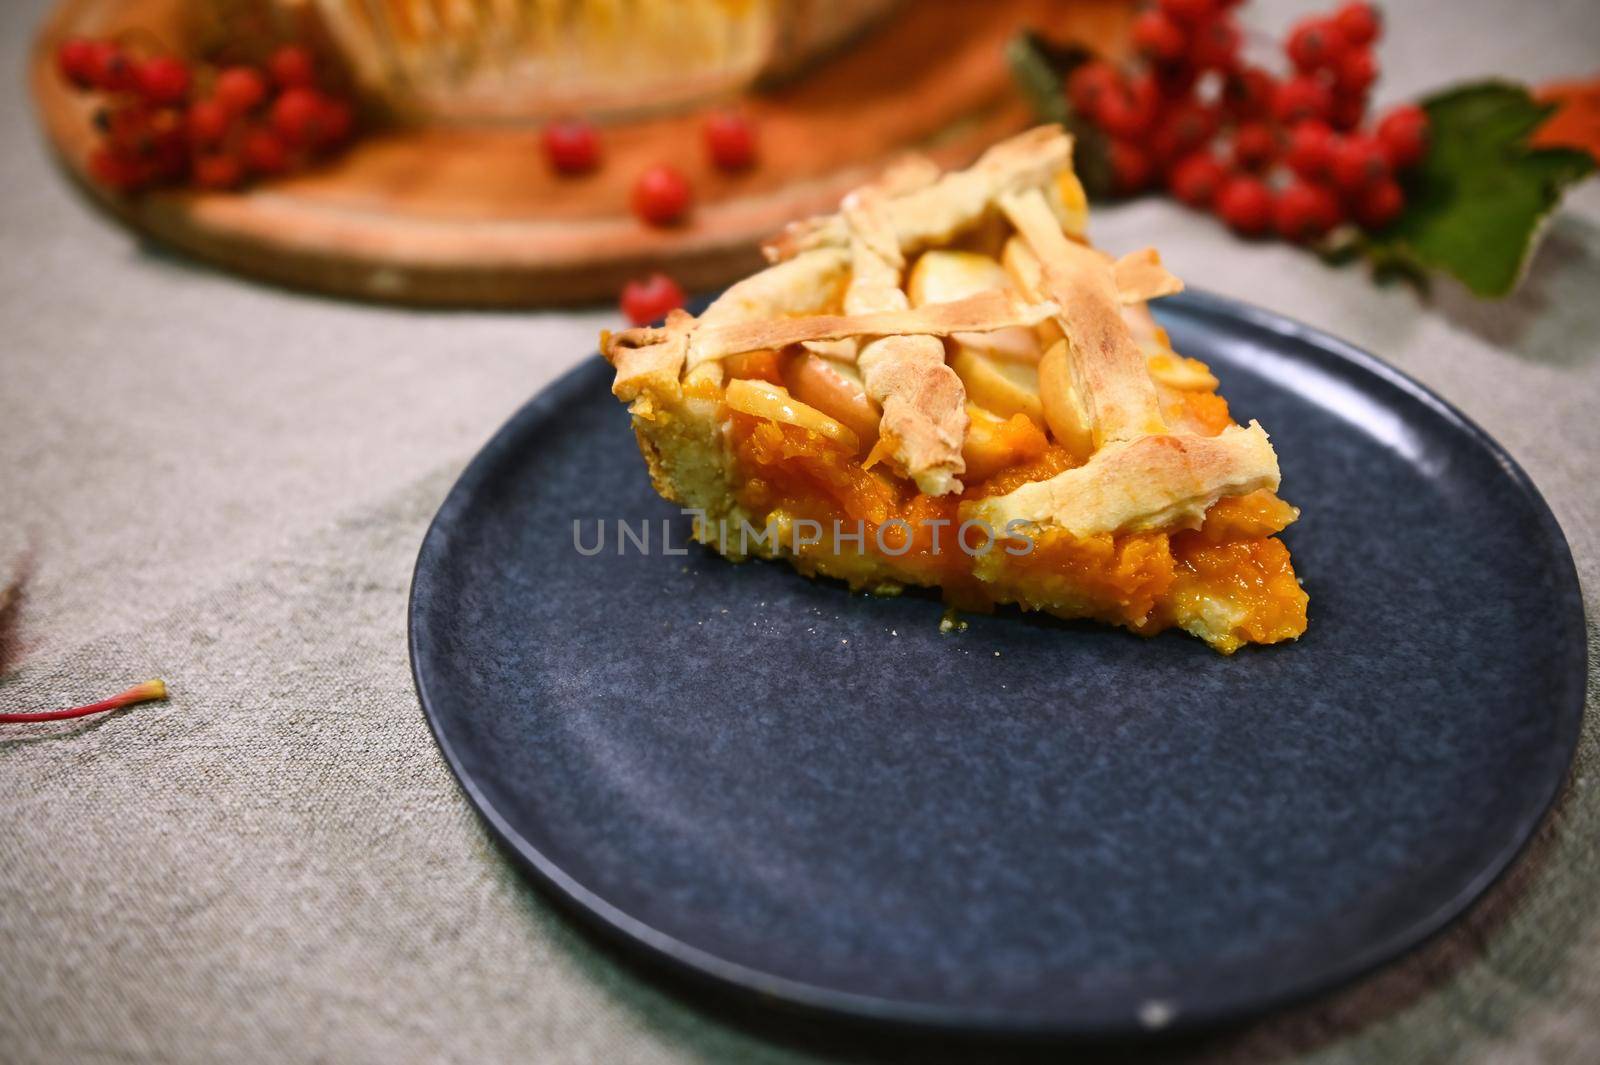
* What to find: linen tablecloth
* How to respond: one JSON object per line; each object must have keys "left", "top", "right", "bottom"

{"left": 4, "top": 1, "right": 1598, "bottom": 1061}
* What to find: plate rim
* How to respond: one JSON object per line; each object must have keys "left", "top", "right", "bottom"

{"left": 407, "top": 288, "right": 1587, "bottom": 1038}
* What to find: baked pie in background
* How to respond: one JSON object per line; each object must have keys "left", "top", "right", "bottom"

{"left": 601, "top": 126, "right": 1308, "bottom": 653}
{"left": 307, "top": 0, "right": 903, "bottom": 122}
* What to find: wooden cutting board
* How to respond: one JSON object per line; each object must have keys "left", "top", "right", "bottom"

{"left": 31, "top": 0, "right": 1132, "bottom": 307}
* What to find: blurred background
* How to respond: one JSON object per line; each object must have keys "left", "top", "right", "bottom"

{"left": 3, "top": 1, "right": 1599, "bottom": 1063}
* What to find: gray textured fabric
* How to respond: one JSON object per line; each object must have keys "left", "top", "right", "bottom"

{"left": 3, "top": 1, "right": 1599, "bottom": 1061}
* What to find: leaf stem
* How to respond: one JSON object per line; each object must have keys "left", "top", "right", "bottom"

{"left": 0, "top": 679, "right": 168, "bottom": 723}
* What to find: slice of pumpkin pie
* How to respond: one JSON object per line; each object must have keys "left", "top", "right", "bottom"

{"left": 600, "top": 125, "right": 1307, "bottom": 653}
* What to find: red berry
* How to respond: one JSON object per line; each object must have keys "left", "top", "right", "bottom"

{"left": 1274, "top": 76, "right": 1333, "bottom": 125}
{"left": 241, "top": 127, "right": 291, "bottom": 175}
{"left": 1189, "top": 17, "right": 1242, "bottom": 71}
{"left": 193, "top": 153, "right": 244, "bottom": 190}
{"left": 1334, "top": 2, "right": 1382, "bottom": 47}
{"left": 1231, "top": 122, "right": 1278, "bottom": 171}
{"left": 1285, "top": 120, "right": 1339, "bottom": 183}
{"left": 1216, "top": 175, "right": 1273, "bottom": 235}
{"left": 1066, "top": 60, "right": 1119, "bottom": 118}
{"left": 1376, "top": 104, "right": 1429, "bottom": 169}
{"left": 1328, "top": 93, "right": 1367, "bottom": 132}
{"left": 1331, "top": 134, "right": 1391, "bottom": 192}
{"left": 1286, "top": 19, "right": 1350, "bottom": 73}
{"left": 1274, "top": 180, "right": 1342, "bottom": 241}
{"left": 99, "top": 103, "right": 155, "bottom": 156}
{"left": 1353, "top": 178, "right": 1404, "bottom": 229}
{"left": 267, "top": 45, "right": 315, "bottom": 90}
{"left": 185, "top": 98, "right": 233, "bottom": 146}
{"left": 134, "top": 55, "right": 190, "bottom": 105}
{"left": 1158, "top": 0, "right": 1218, "bottom": 22}
{"left": 87, "top": 43, "right": 137, "bottom": 93}
{"left": 631, "top": 164, "right": 692, "bottom": 225}
{"left": 542, "top": 118, "right": 600, "bottom": 174}
{"left": 1333, "top": 48, "right": 1377, "bottom": 95}
{"left": 1223, "top": 66, "right": 1277, "bottom": 120}
{"left": 620, "top": 273, "right": 687, "bottom": 326}
{"left": 87, "top": 145, "right": 146, "bottom": 191}
{"left": 214, "top": 66, "right": 268, "bottom": 114}
{"left": 1151, "top": 62, "right": 1199, "bottom": 100}
{"left": 270, "top": 87, "right": 324, "bottom": 147}
{"left": 1128, "top": 71, "right": 1165, "bottom": 112}
{"left": 703, "top": 111, "right": 757, "bottom": 171}
{"left": 1169, "top": 152, "right": 1226, "bottom": 207}
{"left": 1148, "top": 99, "right": 1215, "bottom": 166}
{"left": 1108, "top": 140, "right": 1155, "bottom": 195}
{"left": 313, "top": 98, "right": 354, "bottom": 151}
{"left": 142, "top": 108, "right": 187, "bottom": 180}
{"left": 1095, "top": 75, "right": 1160, "bottom": 139}
{"left": 57, "top": 37, "right": 100, "bottom": 89}
{"left": 1133, "top": 10, "right": 1188, "bottom": 63}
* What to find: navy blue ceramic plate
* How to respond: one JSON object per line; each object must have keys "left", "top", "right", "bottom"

{"left": 409, "top": 291, "right": 1585, "bottom": 1037}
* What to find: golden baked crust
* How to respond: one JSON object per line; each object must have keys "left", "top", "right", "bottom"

{"left": 962, "top": 422, "right": 1281, "bottom": 538}
{"left": 764, "top": 125, "right": 1079, "bottom": 262}
{"left": 1111, "top": 248, "right": 1185, "bottom": 305}
{"left": 605, "top": 289, "right": 1059, "bottom": 394}
{"left": 597, "top": 125, "right": 1308, "bottom": 653}
{"left": 998, "top": 187, "right": 1168, "bottom": 447}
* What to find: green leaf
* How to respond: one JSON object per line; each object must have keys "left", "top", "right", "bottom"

{"left": 1004, "top": 31, "right": 1112, "bottom": 199}
{"left": 1005, "top": 33, "right": 1073, "bottom": 129}
{"left": 1367, "top": 81, "right": 1595, "bottom": 297}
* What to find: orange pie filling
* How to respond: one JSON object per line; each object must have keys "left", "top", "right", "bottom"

{"left": 714, "top": 359, "right": 1308, "bottom": 654}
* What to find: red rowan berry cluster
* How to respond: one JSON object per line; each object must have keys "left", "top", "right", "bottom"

{"left": 57, "top": 38, "right": 356, "bottom": 193}
{"left": 1071, "top": 0, "right": 1428, "bottom": 240}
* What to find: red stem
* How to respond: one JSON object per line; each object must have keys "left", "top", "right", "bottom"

{"left": 0, "top": 679, "right": 167, "bottom": 723}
